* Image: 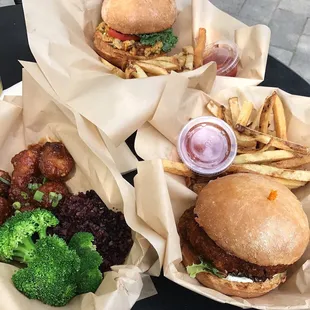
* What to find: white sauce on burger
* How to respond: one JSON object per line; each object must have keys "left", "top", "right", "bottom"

{"left": 226, "top": 275, "right": 253, "bottom": 283}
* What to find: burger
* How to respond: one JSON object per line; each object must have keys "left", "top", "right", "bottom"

{"left": 178, "top": 173, "right": 309, "bottom": 298}
{"left": 93, "top": 0, "right": 178, "bottom": 70}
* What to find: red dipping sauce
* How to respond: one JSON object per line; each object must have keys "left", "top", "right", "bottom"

{"left": 177, "top": 117, "right": 237, "bottom": 176}
{"left": 203, "top": 40, "right": 239, "bottom": 77}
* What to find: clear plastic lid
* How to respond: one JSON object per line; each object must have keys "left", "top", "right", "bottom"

{"left": 203, "top": 40, "right": 239, "bottom": 76}
{"left": 177, "top": 116, "right": 237, "bottom": 176}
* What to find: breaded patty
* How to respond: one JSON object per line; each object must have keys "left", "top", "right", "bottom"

{"left": 178, "top": 208, "right": 289, "bottom": 281}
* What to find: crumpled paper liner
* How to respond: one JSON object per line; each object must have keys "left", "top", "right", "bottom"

{"left": 20, "top": 61, "right": 138, "bottom": 174}
{"left": 0, "top": 70, "right": 159, "bottom": 310}
{"left": 133, "top": 73, "right": 310, "bottom": 309}
{"left": 23, "top": 0, "right": 270, "bottom": 146}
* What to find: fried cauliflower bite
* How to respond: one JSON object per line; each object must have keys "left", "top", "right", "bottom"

{"left": 0, "top": 170, "right": 11, "bottom": 198}
{"left": 0, "top": 197, "right": 12, "bottom": 225}
{"left": 39, "top": 143, "right": 74, "bottom": 180}
{"left": 35, "top": 181, "right": 69, "bottom": 210}
{"left": 9, "top": 146, "right": 42, "bottom": 205}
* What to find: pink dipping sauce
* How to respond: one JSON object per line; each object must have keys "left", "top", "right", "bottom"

{"left": 177, "top": 117, "right": 237, "bottom": 176}
{"left": 203, "top": 40, "right": 239, "bottom": 77}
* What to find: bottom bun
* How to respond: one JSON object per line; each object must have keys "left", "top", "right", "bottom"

{"left": 93, "top": 30, "right": 163, "bottom": 70}
{"left": 181, "top": 240, "right": 287, "bottom": 298}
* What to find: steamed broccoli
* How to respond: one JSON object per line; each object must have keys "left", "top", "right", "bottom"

{"left": 0, "top": 209, "right": 59, "bottom": 263}
{"left": 12, "top": 235, "right": 80, "bottom": 307}
{"left": 69, "top": 232, "right": 103, "bottom": 294}
{"left": 4, "top": 211, "right": 104, "bottom": 306}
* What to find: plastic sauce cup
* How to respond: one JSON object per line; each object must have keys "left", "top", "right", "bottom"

{"left": 177, "top": 116, "right": 237, "bottom": 176}
{"left": 203, "top": 40, "right": 239, "bottom": 77}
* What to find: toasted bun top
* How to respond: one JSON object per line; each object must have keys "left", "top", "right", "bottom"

{"left": 195, "top": 173, "right": 309, "bottom": 266}
{"left": 101, "top": 0, "right": 177, "bottom": 34}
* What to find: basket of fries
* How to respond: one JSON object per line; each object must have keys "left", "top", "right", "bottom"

{"left": 161, "top": 90, "right": 310, "bottom": 192}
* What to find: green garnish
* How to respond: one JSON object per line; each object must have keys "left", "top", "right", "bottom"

{"left": 43, "top": 177, "right": 47, "bottom": 184}
{"left": 33, "top": 190, "right": 44, "bottom": 202}
{"left": 28, "top": 183, "right": 41, "bottom": 191}
{"left": 49, "top": 192, "right": 63, "bottom": 208}
{"left": 20, "top": 192, "right": 29, "bottom": 200}
{"left": 139, "top": 28, "right": 178, "bottom": 53}
{"left": 12, "top": 202, "right": 21, "bottom": 210}
{"left": 0, "top": 177, "right": 10, "bottom": 186}
{"left": 186, "top": 259, "right": 226, "bottom": 279}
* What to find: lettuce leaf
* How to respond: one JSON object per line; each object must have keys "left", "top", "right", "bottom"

{"left": 139, "top": 28, "right": 178, "bottom": 52}
{"left": 186, "top": 260, "right": 226, "bottom": 278}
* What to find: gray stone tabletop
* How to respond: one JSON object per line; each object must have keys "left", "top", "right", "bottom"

{"left": 210, "top": 0, "right": 310, "bottom": 84}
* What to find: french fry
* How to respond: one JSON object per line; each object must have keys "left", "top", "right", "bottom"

{"left": 237, "top": 139, "right": 272, "bottom": 154}
{"left": 100, "top": 57, "right": 115, "bottom": 70}
{"left": 271, "top": 177, "right": 306, "bottom": 189}
{"left": 218, "top": 105, "right": 226, "bottom": 121}
{"left": 206, "top": 100, "right": 226, "bottom": 120}
{"left": 194, "top": 28, "right": 206, "bottom": 69}
{"left": 162, "top": 159, "right": 194, "bottom": 177}
{"left": 237, "top": 147, "right": 258, "bottom": 154}
{"left": 153, "top": 56, "right": 177, "bottom": 62}
{"left": 236, "top": 101, "right": 253, "bottom": 128}
{"left": 177, "top": 53, "right": 187, "bottom": 69}
{"left": 111, "top": 68, "right": 126, "bottom": 78}
{"left": 234, "top": 131, "right": 257, "bottom": 148}
{"left": 131, "top": 64, "right": 148, "bottom": 78}
{"left": 271, "top": 92, "right": 287, "bottom": 139}
{"left": 206, "top": 100, "right": 220, "bottom": 117}
{"left": 183, "top": 46, "right": 194, "bottom": 71}
{"left": 205, "top": 100, "right": 233, "bottom": 126}
{"left": 236, "top": 125, "right": 310, "bottom": 155}
{"left": 125, "top": 67, "right": 136, "bottom": 79}
{"left": 270, "top": 155, "right": 310, "bottom": 169}
{"left": 233, "top": 150, "right": 295, "bottom": 165}
{"left": 100, "top": 57, "right": 126, "bottom": 78}
{"left": 268, "top": 130, "right": 277, "bottom": 137}
{"left": 228, "top": 164, "right": 310, "bottom": 182}
{"left": 259, "top": 94, "right": 274, "bottom": 134}
{"left": 229, "top": 97, "right": 240, "bottom": 126}
{"left": 224, "top": 108, "right": 233, "bottom": 127}
{"left": 135, "top": 61, "right": 169, "bottom": 76}
{"left": 249, "top": 104, "right": 264, "bottom": 130}
{"left": 140, "top": 59, "right": 179, "bottom": 71}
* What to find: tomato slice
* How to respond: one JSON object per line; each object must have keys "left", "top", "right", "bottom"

{"left": 108, "top": 29, "right": 139, "bottom": 41}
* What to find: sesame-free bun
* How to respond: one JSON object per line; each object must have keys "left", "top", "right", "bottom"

{"left": 195, "top": 173, "right": 309, "bottom": 267}
{"left": 101, "top": 0, "right": 177, "bottom": 34}
{"left": 181, "top": 240, "right": 287, "bottom": 298}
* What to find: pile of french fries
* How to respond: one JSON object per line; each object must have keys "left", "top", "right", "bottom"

{"left": 162, "top": 91, "right": 310, "bottom": 194}
{"left": 100, "top": 28, "right": 207, "bottom": 79}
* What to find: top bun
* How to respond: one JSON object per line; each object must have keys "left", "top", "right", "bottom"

{"left": 101, "top": 0, "right": 177, "bottom": 34}
{"left": 195, "top": 173, "right": 309, "bottom": 266}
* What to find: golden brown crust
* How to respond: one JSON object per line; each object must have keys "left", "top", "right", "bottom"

{"left": 194, "top": 173, "right": 309, "bottom": 267}
{"left": 181, "top": 239, "right": 286, "bottom": 298}
{"left": 101, "top": 0, "right": 177, "bottom": 34}
{"left": 93, "top": 30, "right": 164, "bottom": 70}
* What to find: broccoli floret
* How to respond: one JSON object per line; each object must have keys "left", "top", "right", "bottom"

{"left": 69, "top": 232, "right": 103, "bottom": 294}
{"left": 12, "top": 235, "right": 80, "bottom": 307}
{"left": 0, "top": 209, "right": 59, "bottom": 263}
